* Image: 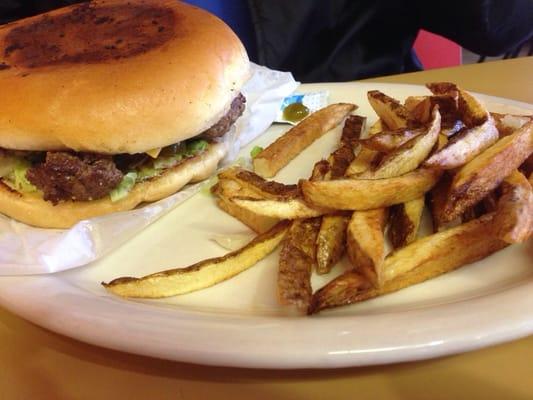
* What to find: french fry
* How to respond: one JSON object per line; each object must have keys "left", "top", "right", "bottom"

{"left": 458, "top": 88, "right": 488, "bottom": 127}
{"left": 424, "top": 116, "right": 499, "bottom": 169}
{"left": 346, "top": 208, "right": 388, "bottom": 286}
{"left": 359, "top": 128, "right": 424, "bottom": 153}
{"left": 300, "top": 168, "right": 441, "bottom": 211}
{"left": 367, "top": 90, "right": 409, "bottom": 129}
{"left": 316, "top": 212, "right": 350, "bottom": 274}
{"left": 360, "top": 108, "right": 441, "bottom": 179}
{"left": 103, "top": 221, "right": 290, "bottom": 298}
{"left": 308, "top": 214, "right": 507, "bottom": 314}
{"left": 216, "top": 196, "right": 280, "bottom": 234}
{"left": 345, "top": 119, "right": 383, "bottom": 176}
{"left": 218, "top": 167, "right": 298, "bottom": 199}
{"left": 441, "top": 121, "right": 533, "bottom": 222}
{"left": 388, "top": 196, "right": 425, "bottom": 249}
{"left": 491, "top": 112, "right": 532, "bottom": 137}
{"left": 231, "top": 196, "right": 325, "bottom": 219}
{"left": 278, "top": 218, "right": 321, "bottom": 309}
{"left": 492, "top": 170, "right": 533, "bottom": 243}
{"left": 253, "top": 103, "right": 356, "bottom": 178}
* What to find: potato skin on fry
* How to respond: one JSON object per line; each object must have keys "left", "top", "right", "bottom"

{"left": 388, "top": 196, "right": 425, "bottom": 249}
{"left": 278, "top": 218, "right": 322, "bottom": 309}
{"left": 253, "top": 103, "right": 356, "bottom": 178}
{"left": 103, "top": 220, "right": 290, "bottom": 298}
{"left": 309, "top": 214, "right": 507, "bottom": 314}
{"left": 316, "top": 213, "right": 350, "bottom": 274}
{"left": 442, "top": 121, "right": 533, "bottom": 222}
{"left": 492, "top": 170, "right": 533, "bottom": 243}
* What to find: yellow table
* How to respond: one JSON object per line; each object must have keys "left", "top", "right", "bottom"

{"left": 1, "top": 57, "right": 532, "bottom": 400}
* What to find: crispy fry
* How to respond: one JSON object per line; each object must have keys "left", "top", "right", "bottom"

{"left": 428, "top": 173, "right": 453, "bottom": 232}
{"left": 309, "top": 214, "right": 507, "bottom": 314}
{"left": 310, "top": 159, "right": 330, "bottom": 181}
{"left": 424, "top": 116, "right": 499, "bottom": 169}
{"left": 388, "top": 196, "right": 425, "bottom": 249}
{"left": 218, "top": 167, "right": 298, "bottom": 199}
{"left": 300, "top": 168, "right": 441, "bottom": 211}
{"left": 367, "top": 90, "right": 409, "bottom": 129}
{"left": 492, "top": 170, "right": 533, "bottom": 243}
{"left": 316, "top": 212, "right": 350, "bottom": 274}
{"left": 442, "top": 121, "right": 533, "bottom": 222}
{"left": 345, "top": 119, "right": 382, "bottom": 176}
{"left": 253, "top": 103, "right": 356, "bottom": 178}
{"left": 103, "top": 221, "right": 290, "bottom": 298}
{"left": 231, "top": 196, "right": 325, "bottom": 219}
{"left": 458, "top": 88, "right": 488, "bottom": 127}
{"left": 491, "top": 112, "right": 532, "bottom": 137}
{"left": 360, "top": 108, "right": 440, "bottom": 179}
{"left": 346, "top": 208, "right": 388, "bottom": 286}
{"left": 216, "top": 196, "right": 280, "bottom": 234}
{"left": 278, "top": 218, "right": 321, "bottom": 309}
{"left": 359, "top": 128, "right": 424, "bottom": 153}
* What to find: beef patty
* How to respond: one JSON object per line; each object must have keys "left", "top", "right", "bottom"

{"left": 26, "top": 152, "right": 123, "bottom": 204}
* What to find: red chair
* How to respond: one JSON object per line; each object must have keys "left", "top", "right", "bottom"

{"left": 413, "top": 30, "right": 462, "bottom": 69}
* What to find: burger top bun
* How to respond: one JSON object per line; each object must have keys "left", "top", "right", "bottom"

{"left": 0, "top": 0, "right": 250, "bottom": 154}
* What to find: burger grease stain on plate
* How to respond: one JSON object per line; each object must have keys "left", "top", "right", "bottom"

{"left": 2, "top": 2, "right": 179, "bottom": 68}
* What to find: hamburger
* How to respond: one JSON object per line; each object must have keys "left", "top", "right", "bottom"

{"left": 0, "top": 0, "right": 250, "bottom": 228}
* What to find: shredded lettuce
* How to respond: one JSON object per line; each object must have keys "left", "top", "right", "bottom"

{"left": 137, "top": 166, "right": 161, "bottom": 181}
{"left": 250, "top": 146, "right": 263, "bottom": 159}
{"left": 3, "top": 159, "right": 37, "bottom": 193}
{"left": 186, "top": 139, "right": 208, "bottom": 156}
{"left": 109, "top": 172, "right": 137, "bottom": 202}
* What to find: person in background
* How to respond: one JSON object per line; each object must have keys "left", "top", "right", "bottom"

{"left": 1, "top": 0, "right": 531, "bottom": 82}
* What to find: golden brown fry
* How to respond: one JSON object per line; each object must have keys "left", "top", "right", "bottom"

{"left": 310, "top": 159, "right": 330, "bottom": 181}
{"left": 103, "top": 221, "right": 290, "bottom": 298}
{"left": 316, "top": 213, "right": 350, "bottom": 274}
{"left": 218, "top": 167, "right": 298, "bottom": 199}
{"left": 360, "top": 108, "right": 440, "bottom": 179}
{"left": 442, "top": 121, "right": 533, "bottom": 222}
{"left": 359, "top": 128, "right": 424, "bottom": 153}
{"left": 367, "top": 90, "right": 409, "bottom": 129}
{"left": 231, "top": 196, "right": 325, "bottom": 219}
{"left": 309, "top": 214, "right": 507, "bottom": 314}
{"left": 253, "top": 103, "right": 356, "bottom": 178}
{"left": 345, "top": 119, "right": 382, "bottom": 176}
{"left": 216, "top": 196, "right": 280, "bottom": 234}
{"left": 388, "top": 196, "right": 425, "bottom": 249}
{"left": 492, "top": 170, "right": 533, "bottom": 243}
{"left": 300, "top": 168, "right": 441, "bottom": 211}
{"left": 278, "top": 218, "right": 322, "bottom": 309}
{"left": 424, "top": 116, "right": 499, "bottom": 170}
{"left": 491, "top": 112, "right": 532, "bottom": 137}
{"left": 346, "top": 208, "right": 388, "bottom": 286}
{"left": 458, "top": 87, "right": 488, "bottom": 127}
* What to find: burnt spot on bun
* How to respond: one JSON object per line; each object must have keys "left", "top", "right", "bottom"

{"left": 3, "top": 2, "right": 178, "bottom": 68}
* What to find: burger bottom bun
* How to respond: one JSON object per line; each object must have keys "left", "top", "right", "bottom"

{"left": 0, "top": 142, "right": 227, "bottom": 229}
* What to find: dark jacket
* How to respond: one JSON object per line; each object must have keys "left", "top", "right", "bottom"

{"left": 1, "top": 0, "right": 532, "bottom": 82}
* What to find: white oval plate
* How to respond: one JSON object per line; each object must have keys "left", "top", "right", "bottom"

{"left": 0, "top": 83, "right": 532, "bottom": 369}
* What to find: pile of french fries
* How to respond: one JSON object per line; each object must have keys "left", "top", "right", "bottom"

{"left": 104, "top": 83, "right": 533, "bottom": 315}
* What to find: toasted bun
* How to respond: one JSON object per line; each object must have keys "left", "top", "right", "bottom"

{"left": 0, "top": 142, "right": 227, "bottom": 228}
{"left": 0, "top": 0, "right": 250, "bottom": 153}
